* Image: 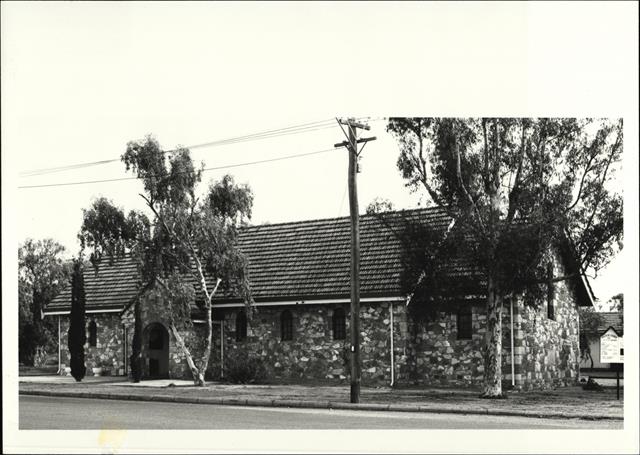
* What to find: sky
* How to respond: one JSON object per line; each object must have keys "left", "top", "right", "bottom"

{"left": 3, "top": 2, "right": 636, "bottom": 305}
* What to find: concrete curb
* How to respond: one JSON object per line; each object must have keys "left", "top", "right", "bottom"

{"left": 19, "top": 389, "right": 623, "bottom": 421}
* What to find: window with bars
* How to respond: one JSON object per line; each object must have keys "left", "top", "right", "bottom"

{"left": 332, "top": 307, "right": 346, "bottom": 340}
{"left": 236, "top": 310, "right": 247, "bottom": 342}
{"left": 456, "top": 308, "right": 472, "bottom": 340}
{"left": 280, "top": 309, "right": 293, "bottom": 341}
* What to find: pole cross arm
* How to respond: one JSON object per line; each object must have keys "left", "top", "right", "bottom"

{"left": 334, "top": 136, "right": 377, "bottom": 148}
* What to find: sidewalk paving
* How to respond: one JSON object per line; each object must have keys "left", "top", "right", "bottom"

{"left": 19, "top": 376, "right": 623, "bottom": 421}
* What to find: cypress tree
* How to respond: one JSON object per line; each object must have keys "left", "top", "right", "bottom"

{"left": 68, "top": 260, "right": 86, "bottom": 382}
{"left": 129, "top": 298, "right": 143, "bottom": 382}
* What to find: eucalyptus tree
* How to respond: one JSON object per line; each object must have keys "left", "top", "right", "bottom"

{"left": 387, "top": 118, "right": 623, "bottom": 397}
{"left": 79, "top": 136, "right": 253, "bottom": 386}
{"left": 18, "top": 238, "right": 70, "bottom": 365}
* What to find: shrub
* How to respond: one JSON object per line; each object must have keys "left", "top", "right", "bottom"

{"left": 582, "top": 377, "right": 604, "bottom": 392}
{"left": 224, "top": 351, "right": 267, "bottom": 384}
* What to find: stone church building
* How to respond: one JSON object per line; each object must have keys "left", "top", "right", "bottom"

{"left": 44, "top": 207, "right": 594, "bottom": 390}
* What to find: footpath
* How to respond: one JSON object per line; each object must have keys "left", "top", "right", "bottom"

{"left": 19, "top": 376, "right": 623, "bottom": 421}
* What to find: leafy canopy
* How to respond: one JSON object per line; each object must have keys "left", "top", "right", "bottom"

{"left": 387, "top": 118, "right": 623, "bottom": 304}
{"left": 18, "top": 238, "right": 70, "bottom": 364}
{"left": 79, "top": 135, "right": 254, "bottom": 320}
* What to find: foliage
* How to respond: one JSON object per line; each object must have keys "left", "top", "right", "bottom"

{"left": 78, "top": 197, "right": 145, "bottom": 270}
{"left": 579, "top": 308, "right": 606, "bottom": 369}
{"left": 78, "top": 135, "right": 254, "bottom": 385}
{"left": 18, "top": 239, "right": 70, "bottom": 365}
{"left": 68, "top": 260, "right": 86, "bottom": 382}
{"left": 609, "top": 292, "right": 623, "bottom": 312}
{"left": 581, "top": 377, "right": 604, "bottom": 392}
{"left": 223, "top": 350, "right": 267, "bottom": 384}
{"left": 365, "top": 197, "right": 395, "bottom": 215}
{"left": 387, "top": 118, "right": 623, "bottom": 397}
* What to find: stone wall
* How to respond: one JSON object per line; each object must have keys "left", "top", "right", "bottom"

{"left": 515, "top": 254, "right": 581, "bottom": 389}
{"left": 205, "top": 302, "right": 398, "bottom": 385}
{"left": 394, "top": 302, "right": 519, "bottom": 387}
{"left": 121, "top": 293, "right": 207, "bottom": 380}
{"left": 399, "top": 305, "right": 484, "bottom": 386}
{"left": 59, "top": 312, "right": 125, "bottom": 376}
{"left": 54, "top": 256, "right": 581, "bottom": 389}
{"left": 204, "top": 301, "right": 517, "bottom": 388}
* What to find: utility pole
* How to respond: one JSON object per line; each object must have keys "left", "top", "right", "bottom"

{"left": 334, "top": 117, "right": 376, "bottom": 403}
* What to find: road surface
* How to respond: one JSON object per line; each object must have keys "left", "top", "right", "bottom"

{"left": 19, "top": 395, "right": 621, "bottom": 430}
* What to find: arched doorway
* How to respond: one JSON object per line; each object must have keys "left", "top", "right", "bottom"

{"left": 143, "top": 323, "right": 169, "bottom": 379}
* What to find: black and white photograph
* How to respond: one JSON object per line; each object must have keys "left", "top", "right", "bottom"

{"left": 2, "top": 1, "right": 638, "bottom": 454}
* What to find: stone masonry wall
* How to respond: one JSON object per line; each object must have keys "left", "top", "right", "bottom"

{"left": 204, "top": 301, "right": 514, "bottom": 388}
{"left": 121, "top": 293, "right": 207, "bottom": 380}
{"left": 59, "top": 312, "right": 125, "bottom": 375}
{"left": 55, "top": 260, "right": 580, "bottom": 390}
{"left": 399, "top": 306, "right": 484, "bottom": 386}
{"left": 205, "top": 302, "right": 398, "bottom": 385}
{"left": 514, "top": 253, "right": 581, "bottom": 389}
{"left": 395, "top": 303, "right": 516, "bottom": 387}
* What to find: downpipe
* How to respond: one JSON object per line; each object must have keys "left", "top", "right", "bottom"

{"left": 389, "top": 302, "right": 395, "bottom": 387}
{"left": 56, "top": 316, "right": 61, "bottom": 374}
{"left": 510, "top": 298, "right": 515, "bottom": 387}
{"left": 220, "top": 320, "right": 225, "bottom": 379}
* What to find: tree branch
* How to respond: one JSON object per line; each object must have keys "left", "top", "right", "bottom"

{"left": 492, "top": 119, "right": 500, "bottom": 193}
{"left": 575, "top": 136, "right": 621, "bottom": 270}
{"left": 414, "top": 120, "right": 446, "bottom": 208}
{"left": 566, "top": 146, "right": 599, "bottom": 212}
{"left": 482, "top": 119, "right": 490, "bottom": 191}
{"left": 507, "top": 119, "right": 527, "bottom": 222}
{"left": 455, "top": 126, "right": 486, "bottom": 235}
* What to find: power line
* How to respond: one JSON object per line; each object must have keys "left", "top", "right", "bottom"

{"left": 19, "top": 118, "right": 339, "bottom": 177}
{"left": 20, "top": 117, "right": 384, "bottom": 178}
{"left": 18, "top": 147, "right": 338, "bottom": 189}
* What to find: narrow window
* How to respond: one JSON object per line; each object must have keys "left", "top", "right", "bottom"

{"left": 547, "top": 263, "right": 555, "bottom": 320}
{"left": 280, "top": 309, "right": 293, "bottom": 341}
{"left": 456, "top": 308, "right": 472, "bottom": 340}
{"left": 332, "top": 307, "right": 346, "bottom": 340}
{"left": 236, "top": 310, "right": 247, "bottom": 342}
{"left": 88, "top": 320, "right": 97, "bottom": 347}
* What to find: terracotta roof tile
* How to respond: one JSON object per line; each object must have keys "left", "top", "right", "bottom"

{"left": 46, "top": 207, "right": 454, "bottom": 312}
{"left": 580, "top": 311, "right": 624, "bottom": 335}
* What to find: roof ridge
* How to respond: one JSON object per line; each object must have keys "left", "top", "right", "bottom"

{"left": 242, "top": 206, "right": 447, "bottom": 231}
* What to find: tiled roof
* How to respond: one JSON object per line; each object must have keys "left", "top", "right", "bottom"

{"left": 580, "top": 311, "right": 624, "bottom": 336}
{"left": 231, "top": 207, "right": 452, "bottom": 301}
{"left": 46, "top": 256, "right": 141, "bottom": 313}
{"left": 45, "top": 207, "right": 452, "bottom": 313}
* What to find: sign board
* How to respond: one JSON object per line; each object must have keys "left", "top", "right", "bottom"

{"left": 600, "top": 327, "right": 623, "bottom": 364}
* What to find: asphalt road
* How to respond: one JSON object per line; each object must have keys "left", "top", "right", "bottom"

{"left": 19, "top": 395, "right": 621, "bottom": 430}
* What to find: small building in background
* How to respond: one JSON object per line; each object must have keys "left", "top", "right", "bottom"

{"left": 579, "top": 311, "right": 624, "bottom": 371}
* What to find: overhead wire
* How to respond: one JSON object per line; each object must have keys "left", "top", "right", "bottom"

{"left": 19, "top": 118, "right": 339, "bottom": 177}
{"left": 21, "top": 117, "right": 383, "bottom": 177}
{"left": 18, "top": 147, "right": 340, "bottom": 189}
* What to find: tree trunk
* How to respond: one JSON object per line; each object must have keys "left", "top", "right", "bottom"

{"left": 196, "top": 302, "right": 214, "bottom": 387}
{"left": 169, "top": 323, "right": 203, "bottom": 386}
{"left": 481, "top": 274, "right": 503, "bottom": 398}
